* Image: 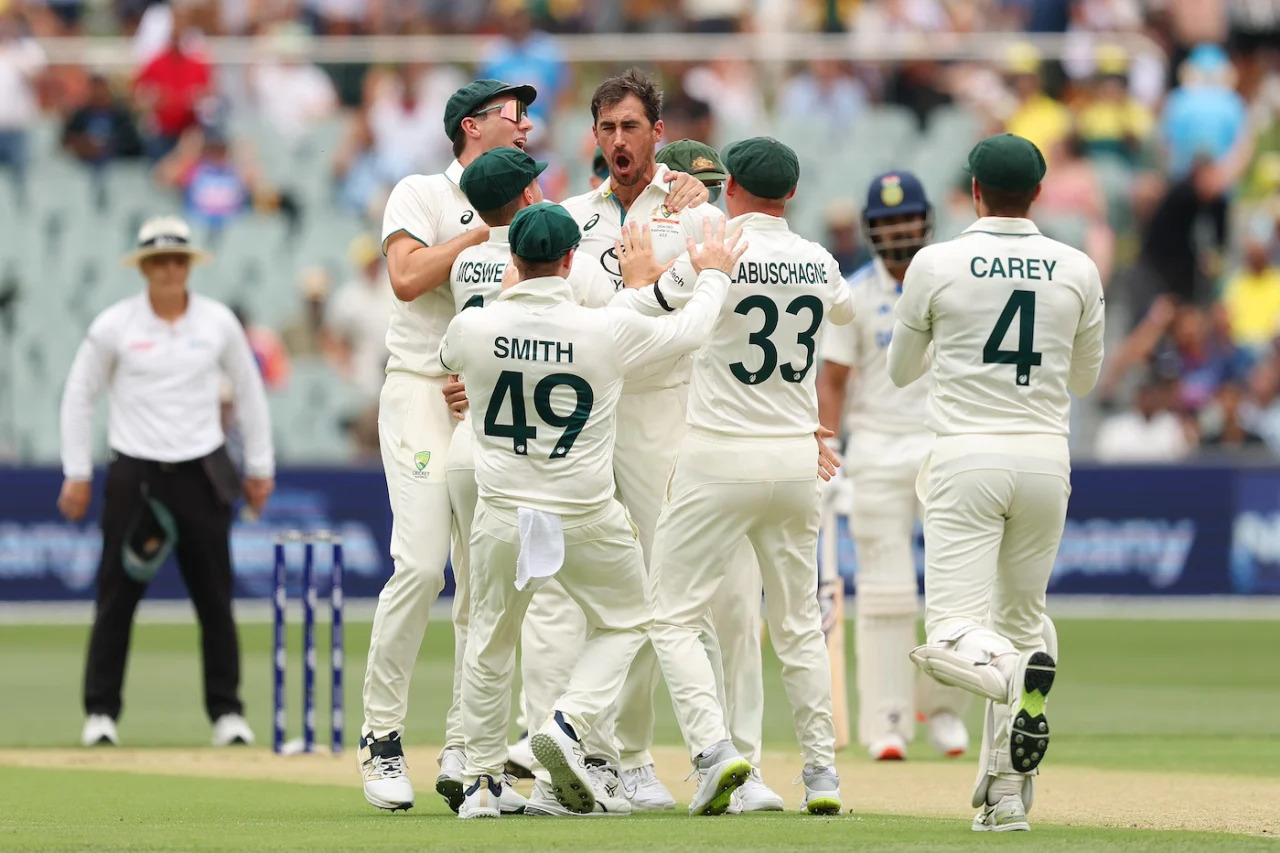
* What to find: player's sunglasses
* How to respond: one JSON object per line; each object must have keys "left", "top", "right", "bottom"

{"left": 471, "top": 100, "right": 528, "bottom": 124}
{"left": 706, "top": 182, "right": 723, "bottom": 204}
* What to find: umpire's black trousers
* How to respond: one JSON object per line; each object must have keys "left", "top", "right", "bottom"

{"left": 83, "top": 450, "right": 244, "bottom": 722}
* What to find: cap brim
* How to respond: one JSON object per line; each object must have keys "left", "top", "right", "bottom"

{"left": 534, "top": 160, "right": 550, "bottom": 177}
{"left": 121, "top": 246, "right": 212, "bottom": 268}
{"left": 496, "top": 83, "right": 538, "bottom": 107}
{"left": 694, "top": 169, "right": 728, "bottom": 182}
{"left": 864, "top": 201, "right": 930, "bottom": 219}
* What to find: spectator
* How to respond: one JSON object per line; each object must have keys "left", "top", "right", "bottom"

{"left": 232, "top": 304, "right": 291, "bottom": 390}
{"left": 1243, "top": 356, "right": 1280, "bottom": 454}
{"left": 660, "top": 92, "right": 714, "bottom": 149}
{"left": 823, "top": 197, "right": 871, "bottom": 276}
{"left": 479, "top": 0, "right": 570, "bottom": 136}
{"left": 1199, "top": 381, "right": 1265, "bottom": 449}
{"left": 1095, "top": 374, "right": 1193, "bottom": 461}
{"left": 62, "top": 74, "right": 145, "bottom": 172}
{"left": 1075, "top": 45, "right": 1155, "bottom": 164}
{"left": 1161, "top": 44, "right": 1247, "bottom": 179}
{"left": 366, "top": 64, "right": 460, "bottom": 180}
{"left": 331, "top": 110, "right": 392, "bottom": 220}
{"left": 1222, "top": 232, "right": 1280, "bottom": 354}
{"left": 280, "top": 266, "right": 338, "bottom": 360}
{"left": 1002, "top": 43, "right": 1073, "bottom": 163}
{"left": 0, "top": 13, "right": 46, "bottom": 202}
{"left": 681, "top": 0, "right": 751, "bottom": 32}
{"left": 134, "top": 27, "right": 213, "bottom": 160}
{"left": 1037, "top": 134, "right": 1115, "bottom": 282}
{"left": 327, "top": 234, "right": 392, "bottom": 401}
{"left": 777, "top": 59, "right": 868, "bottom": 134}
{"left": 682, "top": 56, "right": 766, "bottom": 140}
{"left": 249, "top": 22, "right": 338, "bottom": 146}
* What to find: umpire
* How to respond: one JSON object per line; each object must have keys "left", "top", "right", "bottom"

{"left": 59, "top": 216, "right": 275, "bottom": 748}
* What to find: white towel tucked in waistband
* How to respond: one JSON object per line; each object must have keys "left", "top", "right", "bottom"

{"left": 515, "top": 506, "right": 565, "bottom": 591}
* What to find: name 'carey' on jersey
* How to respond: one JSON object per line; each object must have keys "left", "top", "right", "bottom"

{"left": 731, "top": 261, "right": 829, "bottom": 285}
{"left": 456, "top": 260, "right": 507, "bottom": 284}
{"left": 494, "top": 336, "right": 575, "bottom": 363}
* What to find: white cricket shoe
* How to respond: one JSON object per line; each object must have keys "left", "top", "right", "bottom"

{"left": 210, "top": 713, "right": 255, "bottom": 747}
{"left": 506, "top": 733, "right": 535, "bottom": 779}
{"left": 458, "top": 774, "right": 501, "bottom": 819}
{"left": 688, "top": 740, "right": 752, "bottom": 816}
{"left": 81, "top": 714, "right": 119, "bottom": 747}
{"left": 730, "top": 768, "right": 784, "bottom": 812}
{"left": 620, "top": 764, "right": 676, "bottom": 811}
{"left": 868, "top": 733, "right": 907, "bottom": 761}
{"left": 800, "top": 765, "right": 842, "bottom": 815}
{"left": 529, "top": 711, "right": 596, "bottom": 815}
{"left": 972, "top": 794, "right": 1030, "bottom": 832}
{"left": 359, "top": 731, "right": 414, "bottom": 811}
{"left": 927, "top": 711, "right": 969, "bottom": 757}
{"left": 436, "top": 747, "right": 466, "bottom": 813}
{"left": 524, "top": 779, "right": 630, "bottom": 817}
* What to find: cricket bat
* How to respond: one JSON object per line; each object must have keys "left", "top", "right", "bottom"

{"left": 819, "top": 499, "right": 851, "bottom": 750}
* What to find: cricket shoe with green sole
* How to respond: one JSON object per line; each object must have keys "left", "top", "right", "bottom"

{"left": 800, "top": 765, "right": 842, "bottom": 815}
{"left": 972, "top": 795, "right": 1030, "bottom": 831}
{"left": 688, "top": 740, "right": 752, "bottom": 816}
{"left": 1009, "top": 651, "right": 1056, "bottom": 773}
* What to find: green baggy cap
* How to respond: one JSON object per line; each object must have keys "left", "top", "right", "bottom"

{"left": 509, "top": 202, "right": 581, "bottom": 262}
{"left": 964, "top": 133, "right": 1047, "bottom": 192}
{"left": 657, "top": 139, "right": 728, "bottom": 183}
{"left": 460, "top": 147, "right": 548, "bottom": 212}
{"left": 723, "top": 137, "right": 800, "bottom": 199}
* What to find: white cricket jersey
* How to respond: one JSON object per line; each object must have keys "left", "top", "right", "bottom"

{"left": 60, "top": 292, "right": 274, "bottom": 479}
{"left": 646, "top": 212, "right": 854, "bottom": 438}
{"left": 438, "top": 270, "right": 731, "bottom": 516}
{"left": 892, "top": 216, "right": 1105, "bottom": 439}
{"left": 820, "top": 259, "right": 931, "bottom": 436}
{"left": 380, "top": 160, "right": 481, "bottom": 378}
{"left": 562, "top": 165, "right": 724, "bottom": 391}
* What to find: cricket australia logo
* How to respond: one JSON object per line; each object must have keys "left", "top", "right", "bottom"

{"left": 413, "top": 450, "right": 431, "bottom": 478}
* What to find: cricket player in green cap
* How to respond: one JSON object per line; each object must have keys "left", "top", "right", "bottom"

{"left": 438, "top": 202, "right": 746, "bottom": 819}
{"left": 361, "top": 76, "right": 537, "bottom": 814}
{"left": 886, "top": 132, "right": 1105, "bottom": 832}
{"left": 621, "top": 136, "right": 854, "bottom": 815}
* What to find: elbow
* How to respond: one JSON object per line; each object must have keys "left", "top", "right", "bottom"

{"left": 388, "top": 273, "right": 418, "bottom": 303}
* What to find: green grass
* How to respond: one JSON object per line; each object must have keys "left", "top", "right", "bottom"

{"left": 3, "top": 766, "right": 1276, "bottom": 853}
{"left": 3, "top": 619, "right": 1278, "bottom": 776}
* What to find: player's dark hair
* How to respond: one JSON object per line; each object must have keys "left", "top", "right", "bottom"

{"left": 513, "top": 255, "right": 568, "bottom": 279}
{"left": 479, "top": 194, "right": 526, "bottom": 228}
{"left": 977, "top": 182, "right": 1038, "bottom": 217}
{"left": 591, "top": 68, "right": 663, "bottom": 126}
{"left": 452, "top": 130, "right": 467, "bottom": 158}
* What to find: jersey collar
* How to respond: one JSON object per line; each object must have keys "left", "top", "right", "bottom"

{"left": 445, "top": 160, "right": 465, "bottom": 186}
{"left": 486, "top": 225, "right": 510, "bottom": 244}
{"left": 497, "top": 274, "right": 575, "bottom": 304}
{"left": 962, "top": 217, "right": 1042, "bottom": 237}
{"left": 726, "top": 211, "right": 789, "bottom": 236}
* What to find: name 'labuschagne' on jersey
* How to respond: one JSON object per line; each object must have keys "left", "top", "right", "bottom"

{"left": 673, "top": 262, "right": 830, "bottom": 289}
{"left": 455, "top": 260, "right": 507, "bottom": 284}
{"left": 969, "top": 256, "right": 1058, "bottom": 280}
{"left": 493, "top": 336, "right": 575, "bottom": 363}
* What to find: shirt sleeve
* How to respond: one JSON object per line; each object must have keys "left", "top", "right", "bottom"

{"left": 608, "top": 268, "right": 731, "bottom": 375}
{"left": 885, "top": 320, "right": 933, "bottom": 388}
{"left": 59, "top": 313, "right": 117, "bottom": 480}
{"left": 381, "top": 176, "right": 440, "bottom": 254}
{"left": 826, "top": 256, "right": 855, "bottom": 326}
{"left": 438, "top": 313, "right": 465, "bottom": 374}
{"left": 895, "top": 248, "right": 934, "bottom": 332}
{"left": 568, "top": 259, "right": 612, "bottom": 308}
{"left": 609, "top": 285, "right": 668, "bottom": 317}
{"left": 1069, "top": 260, "right": 1106, "bottom": 398}
{"left": 820, "top": 284, "right": 858, "bottom": 368}
{"left": 219, "top": 309, "right": 275, "bottom": 478}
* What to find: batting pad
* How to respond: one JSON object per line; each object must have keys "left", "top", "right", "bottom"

{"left": 909, "top": 645, "right": 1009, "bottom": 704}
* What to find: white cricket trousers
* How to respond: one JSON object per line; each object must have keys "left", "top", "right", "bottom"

{"left": 650, "top": 429, "right": 836, "bottom": 769}
{"left": 848, "top": 429, "right": 968, "bottom": 747}
{"left": 462, "top": 499, "right": 652, "bottom": 779}
{"left": 443, "top": 420, "right": 478, "bottom": 753}
{"left": 364, "top": 371, "right": 456, "bottom": 739}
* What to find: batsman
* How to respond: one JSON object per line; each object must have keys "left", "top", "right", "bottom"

{"left": 817, "top": 171, "right": 970, "bottom": 762}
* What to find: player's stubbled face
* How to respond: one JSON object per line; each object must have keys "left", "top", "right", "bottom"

{"left": 595, "top": 94, "right": 661, "bottom": 188}
{"left": 475, "top": 96, "right": 533, "bottom": 152}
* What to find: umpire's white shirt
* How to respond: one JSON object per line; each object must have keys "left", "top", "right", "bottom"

{"left": 820, "top": 258, "right": 931, "bottom": 437}
{"left": 638, "top": 212, "right": 854, "bottom": 437}
{"left": 60, "top": 293, "right": 274, "bottom": 479}
{"left": 380, "top": 159, "right": 481, "bottom": 378}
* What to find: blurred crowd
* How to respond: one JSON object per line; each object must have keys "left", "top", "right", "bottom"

{"left": 1, "top": 0, "right": 1279, "bottom": 462}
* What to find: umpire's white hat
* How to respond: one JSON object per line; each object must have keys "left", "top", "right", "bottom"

{"left": 121, "top": 216, "right": 212, "bottom": 267}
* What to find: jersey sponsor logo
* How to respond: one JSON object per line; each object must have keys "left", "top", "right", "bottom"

{"left": 455, "top": 260, "right": 507, "bottom": 285}
{"left": 493, "top": 336, "right": 575, "bottom": 363}
{"left": 127, "top": 340, "right": 155, "bottom": 352}
{"left": 969, "top": 256, "right": 1057, "bottom": 281}
{"left": 461, "top": 210, "right": 475, "bottom": 225}
{"left": 600, "top": 246, "right": 622, "bottom": 278}
{"left": 730, "top": 261, "right": 829, "bottom": 286}
{"left": 413, "top": 450, "right": 431, "bottom": 478}
{"left": 583, "top": 213, "right": 600, "bottom": 232}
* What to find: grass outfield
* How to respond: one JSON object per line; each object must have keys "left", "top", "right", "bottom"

{"left": 2, "top": 618, "right": 1278, "bottom": 850}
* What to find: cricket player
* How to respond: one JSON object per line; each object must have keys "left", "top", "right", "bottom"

{"left": 816, "top": 171, "right": 971, "bottom": 762}
{"left": 886, "top": 134, "right": 1104, "bottom": 832}
{"left": 518, "top": 68, "right": 722, "bottom": 811}
{"left": 361, "top": 77, "right": 536, "bottom": 813}
{"left": 439, "top": 202, "right": 745, "bottom": 818}
{"left": 642, "top": 137, "right": 852, "bottom": 815}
